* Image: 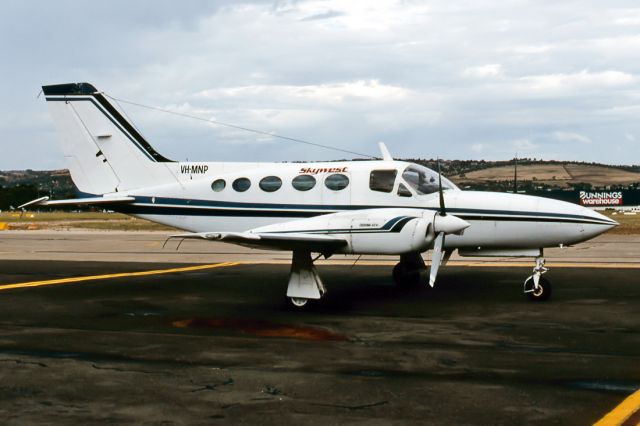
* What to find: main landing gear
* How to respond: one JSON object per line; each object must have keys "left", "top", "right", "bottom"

{"left": 392, "top": 253, "right": 427, "bottom": 288}
{"left": 523, "top": 256, "right": 552, "bottom": 301}
{"left": 286, "top": 250, "right": 326, "bottom": 309}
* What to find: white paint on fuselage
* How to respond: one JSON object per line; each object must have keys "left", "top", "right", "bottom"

{"left": 125, "top": 160, "right": 616, "bottom": 250}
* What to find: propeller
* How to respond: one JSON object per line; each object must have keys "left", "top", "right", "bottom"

{"left": 438, "top": 160, "right": 446, "bottom": 217}
{"left": 428, "top": 159, "right": 470, "bottom": 287}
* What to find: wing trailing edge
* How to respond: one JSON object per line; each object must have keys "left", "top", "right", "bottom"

{"left": 166, "top": 231, "right": 348, "bottom": 252}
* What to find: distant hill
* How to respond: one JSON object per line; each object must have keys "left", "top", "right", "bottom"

{"left": 448, "top": 163, "right": 640, "bottom": 190}
{"left": 0, "top": 169, "right": 73, "bottom": 191}
{"left": 1, "top": 159, "right": 639, "bottom": 209}
{"left": 0, "top": 169, "right": 75, "bottom": 210}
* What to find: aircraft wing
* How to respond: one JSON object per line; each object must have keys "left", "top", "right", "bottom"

{"left": 167, "top": 231, "right": 348, "bottom": 252}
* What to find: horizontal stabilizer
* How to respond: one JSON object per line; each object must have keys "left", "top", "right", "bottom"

{"left": 18, "top": 195, "right": 135, "bottom": 209}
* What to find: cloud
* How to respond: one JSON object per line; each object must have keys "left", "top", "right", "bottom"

{"left": 197, "top": 80, "right": 410, "bottom": 104}
{"left": 517, "top": 70, "right": 634, "bottom": 94}
{"left": 511, "top": 138, "right": 538, "bottom": 151}
{"left": 551, "top": 131, "right": 592, "bottom": 144}
{"left": 471, "top": 143, "right": 485, "bottom": 153}
{"left": 1, "top": 1, "right": 640, "bottom": 168}
{"left": 300, "top": 10, "right": 345, "bottom": 21}
{"left": 462, "top": 64, "right": 503, "bottom": 78}
{"left": 610, "top": 8, "right": 640, "bottom": 26}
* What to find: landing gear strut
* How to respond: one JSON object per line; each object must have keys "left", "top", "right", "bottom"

{"left": 286, "top": 251, "right": 326, "bottom": 309}
{"left": 523, "top": 256, "right": 552, "bottom": 301}
{"left": 393, "top": 253, "right": 427, "bottom": 288}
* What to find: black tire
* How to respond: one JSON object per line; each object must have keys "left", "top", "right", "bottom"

{"left": 525, "top": 276, "right": 552, "bottom": 301}
{"left": 393, "top": 262, "right": 424, "bottom": 288}
{"left": 286, "top": 296, "right": 315, "bottom": 310}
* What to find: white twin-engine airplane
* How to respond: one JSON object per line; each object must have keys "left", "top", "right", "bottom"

{"left": 23, "top": 82, "right": 618, "bottom": 308}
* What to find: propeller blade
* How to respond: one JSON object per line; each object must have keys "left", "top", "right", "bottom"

{"left": 429, "top": 232, "right": 445, "bottom": 287}
{"left": 437, "top": 159, "right": 446, "bottom": 216}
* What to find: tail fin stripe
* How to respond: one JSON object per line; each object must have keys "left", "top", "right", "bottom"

{"left": 93, "top": 93, "right": 173, "bottom": 162}
{"left": 45, "top": 95, "right": 172, "bottom": 163}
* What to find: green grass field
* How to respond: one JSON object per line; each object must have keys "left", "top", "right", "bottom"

{"left": 0, "top": 212, "right": 174, "bottom": 231}
{"left": 603, "top": 210, "right": 640, "bottom": 235}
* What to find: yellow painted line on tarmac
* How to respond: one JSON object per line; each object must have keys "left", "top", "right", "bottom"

{"left": 594, "top": 389, "right": 640, "bottom": 426}
{"left": 1, "top": 259, "right": 637, "bottom": 292}
{"left": 0, "top": 262, "right": 240, "bottom": 292}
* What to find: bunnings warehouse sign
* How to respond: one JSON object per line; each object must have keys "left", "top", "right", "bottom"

{"left": 579, "top": 191, "right": 623, "bottom": 206}
{"left": 527, "top": 189, "right": 640, "bottom": 208}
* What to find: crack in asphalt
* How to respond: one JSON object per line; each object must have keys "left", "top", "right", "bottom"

{"left": 190, "top": 378, "right": 234, "bottom": 393}
{"left": 308, "top": 400, "right": 389, "bottom": 410}
{"left": 0, "top": 358, "right": 47, "bottom": 367}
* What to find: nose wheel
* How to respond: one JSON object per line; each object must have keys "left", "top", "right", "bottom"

{"left": 523, "top": 256, "right": 552, "bottom": 301}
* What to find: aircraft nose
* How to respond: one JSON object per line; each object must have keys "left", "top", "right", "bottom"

{"left": 581, "top": 207, "right": 619, "bottom": 228}
{"left": 575, "top": 206, "right": 619, "bottom": 242}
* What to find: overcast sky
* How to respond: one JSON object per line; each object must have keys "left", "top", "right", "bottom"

{"left": 2, "top": 0, "right": 640, "bottom": 169}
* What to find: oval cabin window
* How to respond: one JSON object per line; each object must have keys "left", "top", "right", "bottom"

{"left": 259, "top": 176, "right": 282, "bottom": 192}
{"left": 292, "top": 175, "right": 316, "bottom": 191}
{"left": 211, "top": 179, "right": 226, "bottom": 192}
{"left": 232, "top": 177, "right": 251, "bottom": 192}
{"left": 324, "top": 174, "right": 349, "bottom": 191}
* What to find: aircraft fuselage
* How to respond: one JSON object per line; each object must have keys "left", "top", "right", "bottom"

{"left": 118, "top": 159, "right": 616, "bottom": 251}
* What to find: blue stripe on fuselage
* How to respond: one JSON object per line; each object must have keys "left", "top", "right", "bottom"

{"left": 122, "top": 195, "right": 614, "bottom": 225}
{"left": 113, "top": 196, "right": 615, "bottom": 226}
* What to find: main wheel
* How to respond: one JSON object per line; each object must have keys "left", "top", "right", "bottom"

{"left": 392, "top": 262, "right": 424, "bottom": 288}
{"left": 524, "top": 276, "right": 552, "bottom": 301}
{"left": 287, "top": 297, "right": 317, "bottom": 311}
{"left": 288, "top": 297, "right": 309, "bottom": 308}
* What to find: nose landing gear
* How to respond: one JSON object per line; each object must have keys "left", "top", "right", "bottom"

{"left": 524, "top": 256, "right": 552, "bottom": 301}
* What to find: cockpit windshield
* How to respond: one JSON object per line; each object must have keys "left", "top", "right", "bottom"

{"left": 401, "top": 164, "right": 457, "bottom": 195}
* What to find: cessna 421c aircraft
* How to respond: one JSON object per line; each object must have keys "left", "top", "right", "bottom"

{"left": 22, "top": 83, "right": 618, "bottom": 308}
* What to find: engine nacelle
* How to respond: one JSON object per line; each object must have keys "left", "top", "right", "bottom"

{"left": 249, "top": 208, "right": 438, "bottom": 255}
{"left": 349, "top": 213, "right": 433, "bottom": 254}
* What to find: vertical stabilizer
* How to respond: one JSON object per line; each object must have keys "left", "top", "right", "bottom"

{"left": 42, "top": 83, "right": 175, "bottom": 194}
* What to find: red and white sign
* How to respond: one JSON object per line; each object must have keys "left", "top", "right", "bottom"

{"left": 579, "top": 191, "right": 623, "bottom": 206}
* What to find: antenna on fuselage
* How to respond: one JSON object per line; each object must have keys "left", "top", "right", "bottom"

{"left": 378, "top": 142, "right": 393, "bottom": 161}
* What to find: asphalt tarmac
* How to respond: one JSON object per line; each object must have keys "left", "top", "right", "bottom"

{"left": 0, "top": 256, "right": 638, "bottom": 425}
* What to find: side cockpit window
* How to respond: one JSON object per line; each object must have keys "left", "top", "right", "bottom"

{"left": 369, "top": 169, "right": 397, "bottom": 193}
{"left": 402, "top": 165, "right": 456, "bottom": 195}
{"left": 397, "top": 183, "right": 412, "bottom": 197}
